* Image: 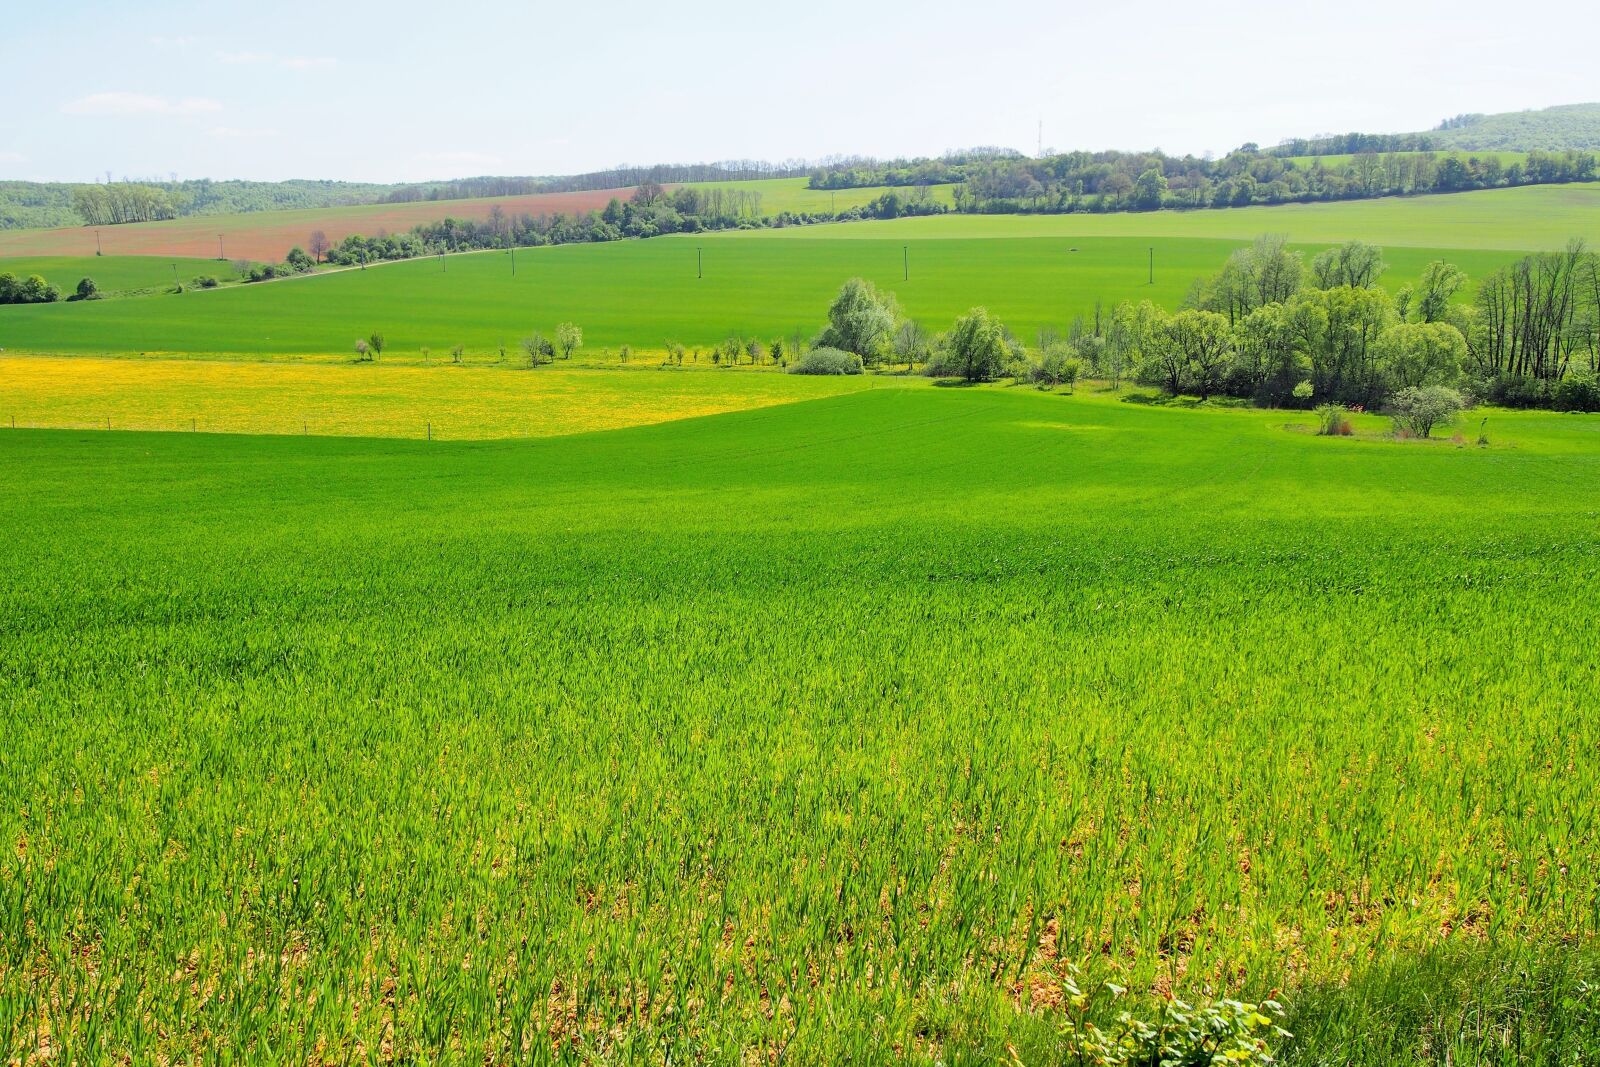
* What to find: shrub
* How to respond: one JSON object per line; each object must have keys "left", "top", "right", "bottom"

{"left": 1553, "top": 372, "right": 1600, "bottom": 413}
{"left": 192, "top": 275, "right": 220, "bottom": 289}
{"left": 1468, "top": 374, "right": 1550, "bottom": 409}
{"left": 1291, "top": 380, "right": 1314, "bottom": 403}
{"left": 71, "top": 277, "right": 101, "bottom": 301}
{"left": 450, "top": 344, "right": 464, "bottom": 364}
{"left": 1021, "top": 346, "right": 1084, "bottom": 390}
{"left": 1058, "top": 966, "right": 1289, "bottom": 1067}
{"left": 788, "top": 346, "right": 863, "bottom": 375}
{"left": 1315, "top": 404, "right": 1353, "bottom": 436}
{"left": 1388, "top": 385, "right": 1464, "bottom": 439}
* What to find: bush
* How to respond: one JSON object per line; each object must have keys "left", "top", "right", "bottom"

{"left": 1021, "top": 346, "right": 1084, "bottom": 390}
{"left": 192, "top": 275, "right": 220, "bottom": 289}
{"left": 1466, "top": 374, "right": 1551, "bottom": 409}
{"left": 1553, "top": 372, "right": 1600, "bottom": 413}
{"left": 788, "top": 346, "right": 863, "bottom": 375}
{"left": 1388, "top": 385, "right": 1464, "bottom": 438}
{"left": 1057, "top": 966, "right": 1289, "bottom": 1067}
{"left": 1315, "top": 404, "right": 1353, "bottom": 436}
{"left": 70, "top": 277, "right": 101, "bottom": 301}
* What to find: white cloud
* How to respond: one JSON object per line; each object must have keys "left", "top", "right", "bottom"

{"left": 207, "top": 126, "right": 280, "bottom": 139}
{"left": 218, "top": 50, "right": 336, "bottom": 70}
{"left": 0, "top": 151, "right": 27, "bottom": 163}
{"left": 61, "top": 92, "right": 223, "bottom": 117}
{"left": 148, "top": 34, "right": 198, "bottom": 47}
{"left": 216, "top": 50, "right": 274, "bottom": 65}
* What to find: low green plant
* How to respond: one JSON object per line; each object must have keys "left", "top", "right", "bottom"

{"left": 1060, "top": 967, "right": 1289, "bottom": 1066}
{"left": 788, "top": 345, "right": 863, "bottom": 375}
{"left": 1387, "top": 385, "right": 1463, "bottom": 439}
{"left": 1315, "top": 404, "right": 1352, "bottom": 436}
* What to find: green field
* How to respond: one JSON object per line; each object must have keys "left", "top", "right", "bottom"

{"left": 5, "top": 383, "right": 1598, "bottom": 1063}
{"left": 0, "top": 236, "right": 1526, "bottom": 358}
{"left": 685, "top": 176, "right": 958, "bottom": 214}
{"left": 0, "top": 256, "right": 239, "bottom": 296}
{"left": 4, "top": 183, "right": 1591, "bottom": 360}
{"left": 733, "top": 183, "right": 1600, "bottom": 251}
{"left": 1279, "top": 150, "right": 1531, "bottom": 169}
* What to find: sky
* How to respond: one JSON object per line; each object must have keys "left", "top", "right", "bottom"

{"left": 1, "top": 0, "right": 1597, "bottom": 184}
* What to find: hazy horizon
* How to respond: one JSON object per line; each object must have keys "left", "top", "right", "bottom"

{"left": 4, "top": 0, "right": 1598, "bottom": 185}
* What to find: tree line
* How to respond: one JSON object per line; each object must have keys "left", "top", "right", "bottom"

{"left": 255, "top": 185, "right": 932, "bottom": 274}
{"left": 785, "top": 237, "right": 1600, "bottom": 414}
{"left": 809, "top": 147, "right": 1598, "bottom": 214}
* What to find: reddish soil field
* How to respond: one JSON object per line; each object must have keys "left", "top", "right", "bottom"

{"left": 0, "top": 187, "right": 645, "bottom": 262}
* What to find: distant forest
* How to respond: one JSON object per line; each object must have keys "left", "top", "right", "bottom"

{"left": 1277, "top": 103, "right": 1600, "bottom": 156}
{"left": 808, "top": 146, "right": 1597, "bottom": 215}
{"left": 0, "top": 162, "right": 813, "bottom": 230}
{"left": 3, "top": 104, "right": 1596, "bottom": 230}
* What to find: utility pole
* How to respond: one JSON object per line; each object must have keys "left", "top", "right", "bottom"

{"left": 440, "top": 251, "right": 446, "bottom": 273}
{"left": 1148, "top": 246, "right": 1154, "bottom": 285}
{"left": 697, "top": 246, "right": 702, "bottom": 279}
{"left": 217, "top": 234, "right": 224, "bottom": 260}
{"left": 903, "top": 245, "right": 909, "bottom": 281}
{"left": 510, "top": 248, "right": 516, "bottom": 276}
{"left": 171, "top": 263, "right": 179, "bottom": 290}
{"left": 95, "top": 229, "right": 102, "bottom": 256}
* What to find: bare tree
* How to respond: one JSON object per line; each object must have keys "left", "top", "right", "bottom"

{"left": 308, "top": 231, "right": 329, "bottom": 264}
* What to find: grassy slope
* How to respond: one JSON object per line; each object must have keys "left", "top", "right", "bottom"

{"left": 731, "top": 182, "right": 1600, "bottom": 250}
{"left": 0, "top": 356, "right": 886, "bottom": 438}
{"left": 1278, "top": 150, "right": 1530, "bottom": 168}
{"left": 683, "top": 176, "right": 958, "bottom": 213}
{"left": 0, "top": 235, "right": 1523, "bottom": 357}
{"left": 0, "top": 187, "right": 640, "bottom": 261}
{"left": 0, "top": 255, "right": 240, "bottom": 295}
{"left": 3, "top": 387, "right": 1597, "bottom": 1062}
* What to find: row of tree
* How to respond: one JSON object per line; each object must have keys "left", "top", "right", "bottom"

{"left": 69, "top": 183, "right": 181, "bottom": 225}
{"left": 796, "top": 237, "right": 1600, "bottom": 412}
{"left": 0, "top": 272, "right": 62, "bottom": 304}
{"left": 807, "top": 147, "right": 1598, "bottom": 214}
{"left": 287, "top": 184, "right": 918, "bottom": 270}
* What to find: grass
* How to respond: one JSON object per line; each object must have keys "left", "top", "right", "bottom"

{"left": 0, "top": 255, "right": 239, "bottom": 296}
{"left": 1278, "top": 150, "right": 1532, "bottom": 168}
{"left": 0, "top": 235, "right": 1525, "bottom": 357}
{"left": 0, "top": 355, "right": 885, "bottom": 439}
{"left": 732, "top": 182, "right": 1600, "bottom": 251}
{"left": 3, "top": 384, "right": 1598, "bottom": 1063}
{"left": 682, "top": 176, "right": 958, "bottom": 214}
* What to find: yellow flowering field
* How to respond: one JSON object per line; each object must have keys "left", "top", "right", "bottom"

{"left": 0, "top": 355, "right": 888, "bottom": 439}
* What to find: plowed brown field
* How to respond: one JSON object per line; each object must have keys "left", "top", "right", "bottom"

{"left": 0, "top": 186, "right": 646, "bottom": 261}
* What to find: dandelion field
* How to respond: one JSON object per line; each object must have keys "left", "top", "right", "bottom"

{"left": 3, "top": 385, "right": 1598, "bottom": 1063}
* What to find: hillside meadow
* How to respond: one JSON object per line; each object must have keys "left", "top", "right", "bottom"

{"left": 4, "top": 383, "right": 1598, "bottom": 1063}
{"left": 0, "top": 255, "right": 240, "bottom": 296}
{"left": 683, "top": 176, "right": 958, "bottom": 214}
{"left": 0, "top": 355, "right": 885, "bottom": 439}
{"left": 0, "top": 235, "right": 1524, "bottom": 358}
{"left": 738, "top": 182, "right": 1600, "bottom": 250}
{"left": 0, "top": 187, "right": 643, "bottom": 262}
